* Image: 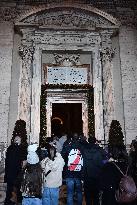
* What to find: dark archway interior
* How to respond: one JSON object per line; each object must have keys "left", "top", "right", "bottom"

{"left": 51, "top": 103, "right": 82, "bottom": 136}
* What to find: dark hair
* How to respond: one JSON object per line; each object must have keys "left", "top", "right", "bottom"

{"left": 21, "top": 163, "right": 42, "bottom": 197}
{"left": 47, "top": 145, "right": 56, "bottom": 161}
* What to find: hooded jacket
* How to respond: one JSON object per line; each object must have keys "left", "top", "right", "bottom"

{"left": 41, "top": 153, "right": 65, "bottom": 188}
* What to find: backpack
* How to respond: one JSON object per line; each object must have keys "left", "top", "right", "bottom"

{"left": 67, "top": 148, "right": 83, "bottom": 171}
{"left": 113, "top": 162, "right": 137, "bottom": 203}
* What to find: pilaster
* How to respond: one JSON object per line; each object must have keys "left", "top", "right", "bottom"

{"left": 100, "top": 31, "right": 115, "bottom": 141}
{"left": 18, "top": 44, "right": 35, "bottom": 135}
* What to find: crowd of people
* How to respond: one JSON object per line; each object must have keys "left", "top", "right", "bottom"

{"left": 4, "top": 123, "right": 137, "bottom": 205}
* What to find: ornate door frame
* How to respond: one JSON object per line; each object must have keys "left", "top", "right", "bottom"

{"left": 46, "top": 91, "right": 88, "bottom": 138}
{"left": 29, "top": 37, "right": 104, "bottom": 143}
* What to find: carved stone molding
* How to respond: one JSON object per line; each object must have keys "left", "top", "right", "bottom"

{"left": 19, "top": 45, "right": 35, "bottom": 82}
{"left": 15, "top": 3, "right": 120, "bottom": 26}
{"left": 21, "top": 9, "right": 114, "bottom": 30}
{"left": 100, "top": 47, "right": 115, "bottom": 63}
{"left": 19, "top": 45, "right": 35, "bottom": 61}
{"left": 54, "top": 53, "right": 81, "bottom": 66}
{"left": 23, "top": 30, "right": 100, "bottom": 46}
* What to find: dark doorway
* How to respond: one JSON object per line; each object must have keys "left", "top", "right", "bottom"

{"left": 51, "top": 103, "right": 82, "bottom": 136}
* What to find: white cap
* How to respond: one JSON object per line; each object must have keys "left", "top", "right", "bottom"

{"left": 27, "top": 143, "right": 38, "bottom": 152}
{"left": 27, "top": 144, "right": 39, "bottom": 164}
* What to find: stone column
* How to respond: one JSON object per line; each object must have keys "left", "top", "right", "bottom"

{"left": 30, "top": 45, "right": 42, "bottom": 143}
{"left": 18, "top": 44, "right": 35, "bottom": 135}
{"left": 93, "top": 47, "right": 104, "bottom": 142}
{"left": 100, "top": 32, "right": 115, "bottom": 141}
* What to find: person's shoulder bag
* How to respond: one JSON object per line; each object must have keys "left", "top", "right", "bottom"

{"left": 112, "top": 162, "right": 137, "bottom": 203}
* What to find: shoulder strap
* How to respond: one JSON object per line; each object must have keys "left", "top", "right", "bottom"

{"left": 112, "top": 162, "right": 125, "bottom": 176}
{"left": 45, "top": 170, "right": 51, "bottom": 177}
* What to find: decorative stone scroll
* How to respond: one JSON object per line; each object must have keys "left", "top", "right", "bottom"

{"left": 54, "top": 53, "right": 81, "bottom": 66}
{"left": 18, "top": 45, "right": 35, "bottom": 134}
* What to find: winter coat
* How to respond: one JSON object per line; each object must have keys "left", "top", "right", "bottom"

{"left": 129, "top": 150, "right": 137, "bottom": 185}
{"left": 41, "top": 153, "right": 65, "bottom": 188}
{"left": 4, "top": 144, "right": 24, "bottom": 184}
{"left": 82, "top": 143, "right": 106, "bottom": 181}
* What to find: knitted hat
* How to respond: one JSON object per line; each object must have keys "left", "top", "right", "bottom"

{"left": 27, "top": 143, "right": 39, "bottom": 164}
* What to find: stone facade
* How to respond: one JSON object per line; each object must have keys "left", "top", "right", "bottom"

{"left": 119, "top": 26, "right": 137, "bottom": 145}
{"left": 0, "top": 0, "right": 137, "bottom": 158}
{"left": 0, "top": 22, "right": 14, "bottom": 144}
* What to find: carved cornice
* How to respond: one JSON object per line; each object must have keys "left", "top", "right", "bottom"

{"left": 54, "top": 53, "right": 81, "bottom": 66}
{"left": 24, "top": 31, "right": 100, "bottom": 46}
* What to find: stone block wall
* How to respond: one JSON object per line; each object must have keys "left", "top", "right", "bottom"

{"left": 7, "top": 34, "right": 21, "bottom": 145}
{"left": 0, "top": 22, "right": 14, "bottom": 144}
{"left": 119, "top": 26, "right": 137, "bottom": 145}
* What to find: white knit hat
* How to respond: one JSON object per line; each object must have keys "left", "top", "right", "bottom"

{"left": 27, "top": 144, "right": 39, "bottom": 164}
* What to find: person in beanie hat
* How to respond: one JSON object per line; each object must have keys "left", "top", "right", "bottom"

{"left": 21, "top": 143, "right": 43, "bottom": 205}
{"left": 27, "top": 143, "right": 39, "bottom": 164}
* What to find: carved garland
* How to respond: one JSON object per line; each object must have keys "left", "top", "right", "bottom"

{"left": 40, "top": 84, "right": 94, "bottom": 146}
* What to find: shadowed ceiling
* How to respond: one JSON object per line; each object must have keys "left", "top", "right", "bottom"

{"left": 1, "top": 0, "right": 136, "bottom": 8}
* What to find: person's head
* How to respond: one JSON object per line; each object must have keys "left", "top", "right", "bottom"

{"left": 72, "top": 132, "right": 80, "bottom": 142}
{"left": 14, "top": 136, "right": 21, "bottom": 145}
{"left": 47, "top": 145, "right": 56, "bottom": 161}
{"left": 130, "top": 140, "right": 137, "bottom": 151}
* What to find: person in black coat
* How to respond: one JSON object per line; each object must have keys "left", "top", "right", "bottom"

{"left": 4, "top": 136, "right": 27, "bottom": 205}
{"left": 82, "top": 137, "right": 107, "bottom": 205}
{"left": 99, "top": 145, "right": 136, "bottom": 205}
{"left": 129, "top": 140, "right": 137, "bottom": 186}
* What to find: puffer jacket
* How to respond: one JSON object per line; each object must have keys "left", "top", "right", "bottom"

{"left": 41, "top": 153, "right": 65, "bottom": 188}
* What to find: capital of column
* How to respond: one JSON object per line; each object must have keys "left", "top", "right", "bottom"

{"left": 19, "top": 44, "right": 35, "bottom": 62}
{"left": 100, "top": 47, "right": 115, "bottom": 63}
